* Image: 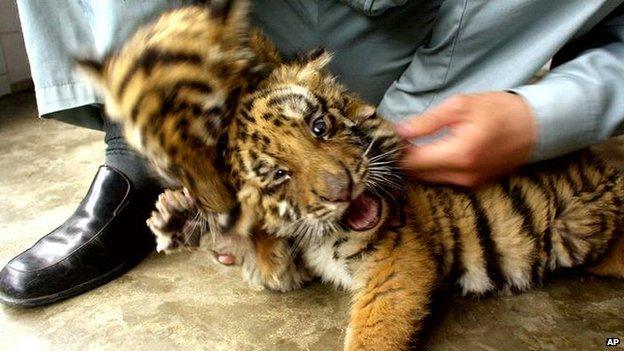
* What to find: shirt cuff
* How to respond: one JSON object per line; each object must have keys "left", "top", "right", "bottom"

{"left": 510, "top": 75, "right": 599, "bottom": 162}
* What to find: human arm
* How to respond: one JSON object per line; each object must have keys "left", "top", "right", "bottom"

{"left": 378, "top": 2, "right": 624, "bottom": 185}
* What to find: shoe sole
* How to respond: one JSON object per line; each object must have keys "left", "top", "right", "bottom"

{"left": 0, "top": 258, "right": 143, "bottom": 308}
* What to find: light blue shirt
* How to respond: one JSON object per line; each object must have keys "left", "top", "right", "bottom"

{"left": 254, "top": 0, "right": 624, "bottom": 161}
{"left": 17, "top": 0, "right": 624, "bottom": 162}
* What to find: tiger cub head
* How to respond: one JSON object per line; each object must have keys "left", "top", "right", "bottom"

{"left": 75, "top": 0, "right": 275, "bottom": 222}
{"left": 227, "top": 50, "right": 405, "bottom": 239}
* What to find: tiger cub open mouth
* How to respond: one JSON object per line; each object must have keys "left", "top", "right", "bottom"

{"left": 342, "top": 192, "right": 382, "bottom": 231}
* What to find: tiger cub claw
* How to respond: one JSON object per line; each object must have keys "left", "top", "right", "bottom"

{"left": 147, "top": 188, "right": 203, "bottom": 253}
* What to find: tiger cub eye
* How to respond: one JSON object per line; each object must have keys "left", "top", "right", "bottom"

{"left": 310, "top": 116, "right": 332, "bottom": 138}
{"left": 272, "top": 168, "right": 290, "bottom": 185}
{"left": 274, "top": 169, "right": 288, "bottom": 180}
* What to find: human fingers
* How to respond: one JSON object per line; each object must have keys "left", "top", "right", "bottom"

{"left": 394, "top": 95, "right": 470, "bottom": 139}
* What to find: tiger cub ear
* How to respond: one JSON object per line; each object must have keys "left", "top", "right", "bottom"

{"left": 198, "top": 0, "right": 248, "bottom": 26}
{"left": 74, "top": 57, "right": 107, "bottom": 93}
{"left": 352, "top": 104, "right": 377, "bottom": 122}
{"left": 302, "top": 47, "right": 332, "bottom": 71}
{"left": 205, "top": 0, "right": 234, "bottom": 20}
{"left": 344, "top": 95, "right": 377, "bottom": 122}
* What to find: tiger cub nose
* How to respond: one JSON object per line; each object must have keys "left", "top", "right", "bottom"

{"left": 322, "top": 171, "right": 352, "bottom": 203}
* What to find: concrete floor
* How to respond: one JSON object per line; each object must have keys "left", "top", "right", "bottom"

{"left": 0, "top": 92, "right": 623, "bottom": 351}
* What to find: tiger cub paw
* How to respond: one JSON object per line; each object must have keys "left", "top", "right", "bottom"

{"left": 147, "top": 188, "right": 203, "bottom": 253}
{"left": 147, "top": 189, "right": 254, "bottom": 267}
{"left": 242, "top": 259, "right": 312, "bottom": 292}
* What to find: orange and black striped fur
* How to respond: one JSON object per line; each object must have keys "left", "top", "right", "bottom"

{"left": 75, "top": 0, "right": 279, "bottom": 224}
{"left": 76, "top": 0, "right": 310, "bottom": 288}
{"left": 78, "top": 4, "right": 624, "bottom": 349}
{"left": 150, "top": 51, "right": 624, "bottom": 350}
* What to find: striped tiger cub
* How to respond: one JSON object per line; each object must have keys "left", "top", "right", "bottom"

{"left": 76, "top": 1, "right": 624, "bottom": 348}
{"left": 153, "top": 50, "right": 624, "bottom": 350}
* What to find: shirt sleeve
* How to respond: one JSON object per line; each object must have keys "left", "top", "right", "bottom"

{"left": 511, "top": 14, "right": 624, "bottom": 161}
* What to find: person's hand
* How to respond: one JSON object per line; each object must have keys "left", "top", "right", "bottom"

{"left": 394, "top": 92, "right": 537, "bottom": 187}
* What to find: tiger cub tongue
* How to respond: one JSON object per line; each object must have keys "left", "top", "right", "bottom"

{"left": 344, "top": 193, "right": 381, "bottom": 231}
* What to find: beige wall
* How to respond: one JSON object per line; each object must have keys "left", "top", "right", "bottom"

{"left": 0, "top": 0, "right": 31, "bottom": 97}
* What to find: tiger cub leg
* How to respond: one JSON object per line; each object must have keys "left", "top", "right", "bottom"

{"left": 148, "top": 189, "right": 312, "bottom": 290}
{"left": 242, "top": 230, "right": 313, "bottom": 292}
{"left": 549, "top": 178, "right": 624, "bottom": 276}
{"left": 587, "top": 234, "right": 624, "bottom": 278}
{"left": 345, "top": 230, "right": 438, "bottom": 351}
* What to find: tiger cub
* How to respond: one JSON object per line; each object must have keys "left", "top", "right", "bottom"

{"left": 76, "top": 1, "right": 624, "bottom": 348}
{"left": 153, "top": 51, "right": 624, "bottom": 350}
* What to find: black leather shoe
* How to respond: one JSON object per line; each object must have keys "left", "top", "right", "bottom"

{"left": 0, "top": 166, "right": 160, "bottom": 307}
